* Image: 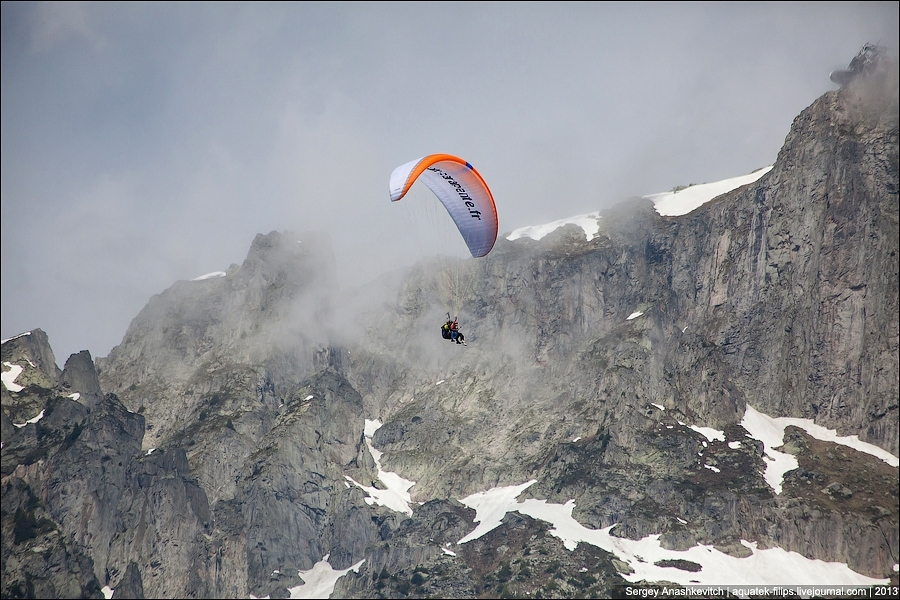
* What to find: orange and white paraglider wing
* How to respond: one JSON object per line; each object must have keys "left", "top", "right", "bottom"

{"left": 389, "top": 154, "right": 498, "bottom": 258}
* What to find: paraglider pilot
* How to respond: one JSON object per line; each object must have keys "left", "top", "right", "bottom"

{"left": 441, "top": 315, "right": 466, "bottom": 345}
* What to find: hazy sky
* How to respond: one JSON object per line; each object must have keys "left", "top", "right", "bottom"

{"left": 2, "top": 2, "right": 898, "bottom": 365}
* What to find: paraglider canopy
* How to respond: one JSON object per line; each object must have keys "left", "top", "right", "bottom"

{"left": 389, "top": 154, "right": 498, "bottom": 258}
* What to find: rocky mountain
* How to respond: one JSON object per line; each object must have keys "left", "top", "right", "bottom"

{"left": 2, "top": 49, "right": 898, "bottom": 599}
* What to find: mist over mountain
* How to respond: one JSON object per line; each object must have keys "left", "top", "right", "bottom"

{"left": 2, "top": 48, "right": 898, "bottom": 599}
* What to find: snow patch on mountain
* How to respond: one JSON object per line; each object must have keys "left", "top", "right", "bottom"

{"left": 647, "top": 167, "right": 773, "bottom": 216}
{"left": 740, "top": 404, "right": 899, "bottom": 495}
{"left": 345, "top": 419, "right": 416, "bottom": 515}
{"left": 506, "top": 167, "right": 773, "bottom": 243}
{"left": 455, "top": 482, "right": 888, "bottom": 587}
{"left": 2, "top": 361, "right": 25, "bottom": 392}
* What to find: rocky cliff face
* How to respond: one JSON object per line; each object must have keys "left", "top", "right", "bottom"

{"left": 2, "top": 53, "right": 898, "bottom": 599}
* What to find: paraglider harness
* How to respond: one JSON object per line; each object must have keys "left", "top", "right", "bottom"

{"left": 441, "top": 313, "right": 466, "bottom": 345}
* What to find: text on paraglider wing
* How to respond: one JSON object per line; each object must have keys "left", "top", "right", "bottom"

{"left": 428, "top": 166, "right": 483, "bottom": 220}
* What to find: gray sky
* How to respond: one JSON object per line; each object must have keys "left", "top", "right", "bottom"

{"left": 2, "top": 2, "right": 898, "bottom": 365}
